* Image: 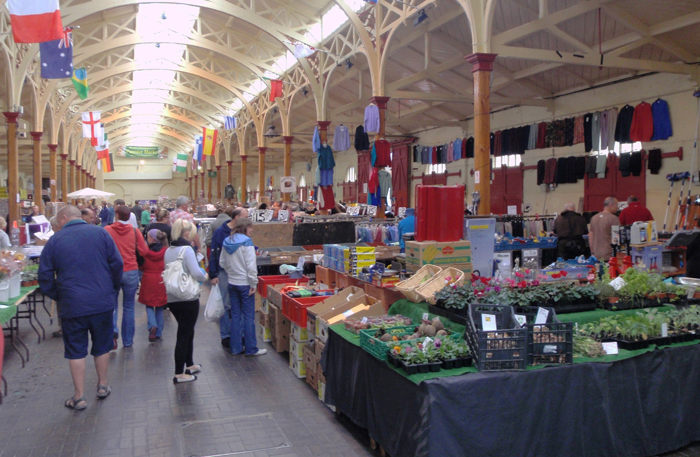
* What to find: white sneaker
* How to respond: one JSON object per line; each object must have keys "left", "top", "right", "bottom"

{"left": 246, "top": 349, "right": 267, "bottom": 357}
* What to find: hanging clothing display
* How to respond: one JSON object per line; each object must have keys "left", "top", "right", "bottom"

{"left": 528, "top": 124, "right": 538, "bottom": 150}
{"left": 315, "top": 165, "right": 321, "bottom": 187}
{"left": 537, "top": 122, "right": 547, "bottom": 149}
{"left": 317, "top": 143, "right": 335, "bottom": 170}
{"left": 586, "top": 155, "right": 598, "bottom": 178}
{"left": 536, "top": 160, "right": 546, "bottom": 185}
{"left": 465, "top": 137, "right": 474, "bottom": 158}
{"left": 436, "top": 145, "right": 445, "bottom": 164}
{"left": 630, "top": 151, "right": 643, "bottom": 176}
{"left": 600, "top": 110, "right": 610, "bottom": 150}
{"left": 619, "top": 152, "right": 632, "bottom": 177}
{"left": 312, "top": 126, "right": 321, "bottom": 153}
{"left": 615, "top": 104, "right": 635, "bottom": 144}
{"left": 355, "top": 125, "right": 370, "bottom": 151}
{"left": 494, "top": 131, "right": 502, "bottom": 156}
{"left": 648, "top": 148, "right": 662, "bottom": 174}
{"left": 543, "top": 158, "right": 557, "bottom": 185}
{"left": 368, "top": 183, "right": 381, "bottom": 206}
{"left": 630, "top": 101, "right": 653, "bottom": 142}
{"left": 432, "top": 146, "right": 438, "bottom": 163}
{"left": 378, "top": 170, "right": 392, "bottom": 198}
{"left": 564, "top": 118, "right": 575, "bottom": 147}
{"left": 320, "top": 186, "right": 336, "bottom": 211}
{"left": 446, "top": 142, "right": 454, "bottom": 163}
{"left": 422, "top": 146, "right": 430, "bottom": 164}
{"left": 356, "top": 224, "right": 399, "bottom": 244}
{"left": 371, "top": 139, "right": 391, "bottom": 167}
{"left": 591, "top": 112, "right": 601, "bottom": 152}
{"left": 596, "top": 154, "right": 607, "bottom": 178}
{"left": 573, "top": 116, "right": 585, "bottom": 145}
{"left": 320, "top": 168, "right": 333, "bottom": 186}
{"left": 364, "top": 104, "right": 380, "bottom": 133}
{"left": 651, "top": 99, "right": 673, "bottom": 140}
{"left": 453, "top": 138, "right": 462, "bottom": 161}
{"left": 332, "top": 124, "right": 351, "bottom": 151}
{"left": 490, "top": 132, "right": 495, "bottom": 155}
{"left": 606, "top": 107, "right": 618, "bottom": 150}
{"left": 368, "top": 167, "right": 379, "bottom": 194}
{"left": 575, "top": 156, "right": 587, "bottom": 180}
{"left": 583, "top": 113, "right": 593, "bottom": 152}
{"left": 413, "top": 145, "right": 420, "bottom": 163}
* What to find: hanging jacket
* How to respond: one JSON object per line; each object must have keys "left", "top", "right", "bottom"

{"left": 354, "top": 125, "right": 370, "bottom": 151}
{"left": 615, "top": 105, "right": 635, "bottom": 144}
{"left": 224, "top": 184, "right": 235, "bottom": 199}
{"left": 651, "top": 99, "right": 672, "bottom": 140}
{"left": 332, "top": 124, "right": 351, "bottom": 151}
{"left": 364, "top": 104, "right": 380, "bottom": 133}
{"left": 630, "top": 101, "right": 654, "bottom": 142}
{"left": 318, "top": 144, "right": 335, "bottom": 170}
{"left": 312, "top": 126, "right": 321, "bottom": 153}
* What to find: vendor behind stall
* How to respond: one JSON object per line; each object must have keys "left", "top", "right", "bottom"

{"left": 398, "top": 208, "right": 415, "bottom": 253}
{"left": 554, "top": 203, "right": 588, "bottom": 259}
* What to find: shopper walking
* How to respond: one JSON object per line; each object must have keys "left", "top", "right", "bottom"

{"left": 170, "top": 196, "right": 201, "bottom": 251}
{"left": 165, "top": 219, "right": 208, "bottom": 383}
{"left": 209, "top": 207, "right": 249, "bottom": 348}
{"left": 99, "top": 201, "right": 111, "bottom": 227}
{"left": 131, "top": 202, "right": 144, "bottom": 228}
{"left": 141, "top": 205, "right": 152, "bottom": 228}
{"left": 145, "top": 209, "right": 172, "bottom": 243}
{"left": 114, "top": 199, "right": 138, "bottom": 228}
{"left": 138, "top": 229, "right": 169, "bottom": 342}
{"left": 220, "top": 218, "right": 265, "bottom": 357}
{"left": 38, "top": 206, "right": 123, "bottom": 410}
{"left": 589, "top": 197, "right": 620, "bottom": 261}
{"left": 105, "top": 206, "right": 149, "bottom": 349}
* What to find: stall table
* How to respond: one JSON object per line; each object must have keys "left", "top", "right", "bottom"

{"left": 322, "top": 300, "right": 700, "bottom": 457}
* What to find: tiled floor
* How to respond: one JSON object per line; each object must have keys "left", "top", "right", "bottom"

{"left": 0, "top": 287, "right": 375, "bottom": 457}
{"left": 1, "top": 286, "right": 699, "bottom": 457}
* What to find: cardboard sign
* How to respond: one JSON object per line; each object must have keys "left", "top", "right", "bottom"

{"left": 535, "top": 307, "right": 549, "bottom": 324}
{"left": 346, "top": 206, "right": 360, "bottom": 216}
{"left": 367, "top": 205, "right": 377, "bottom": 216}
{"left": 507, "top": 205, "right": 517, "bottom": 215}
{"left": 250, "top": 209, "right": 274, "bottom": 222}
{"left": 481, "top": 314, "right": 497, "bottom": 331}
{"left": 280, "top": 176, "right": 296, "bottom": 193}
{"left": 398, "top": 207, "right": 407, "bottom": 218}
{"left": 277, "top": 210, "right": 289, "bottom": 222}
{"left": 602, "top": 342, "right": 618, "bottom": 355}
{"left": 514, "top": 314, "right": 527, "bottom": 327}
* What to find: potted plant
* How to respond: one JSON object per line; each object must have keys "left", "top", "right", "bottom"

{"left": 438, "top": 339, "right": 472, "bottom": 369}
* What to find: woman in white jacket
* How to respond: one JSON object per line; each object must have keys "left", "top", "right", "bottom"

{"left": 219, "top": 218, "right": 265, "bottom": 357}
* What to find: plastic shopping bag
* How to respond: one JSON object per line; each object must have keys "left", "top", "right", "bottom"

{"left": 204, "top": 285, "right": 225, "bottom": 323}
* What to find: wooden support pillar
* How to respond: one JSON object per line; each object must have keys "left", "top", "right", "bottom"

{"left": 200, "top": 169, "right": 205, "bottom": 197}
{"left": 207, "top": 166, "right": 213, "bottom": 200}
{"left": 282, "top": 136, "right": 294, "bottom": 202}
{"left": 466, "top": 53, "right": 497, "bottom": 215}
{"left": 241, "top": 155, "right": 248, "bottom": 203}
{"left": 48, "top": 144, "right": 58, "bottom": 202}
{"left": 60, "top": 153, "right": 68, "bottom": 202}
{"left": 187, "top": 177, "right": 192, "bottom": 201}
{"left": 194, "top": 174, "right": 198, "bottom": 199}
{"left": 69, "top": 160, "right": 76, "bottom": 204}
{"left": 81, "top": 168, "right": 87, "bottom": 192}
{"left": 3, "top": 112, "right": 21, "bottom": 226}
{"left": 258, "top": 147, "right": 267, "bottom": 203}
{"left": 368, "top": 97, "right": 390, "bottom": 140}
{"left": 227, "top": 160, "right": 233, "bottom": 191}
{"left": 30, "top": 132, "right": 43, "bottom": 212}
{"left": 216, "top": 165, "right": 222, "bottom": 199}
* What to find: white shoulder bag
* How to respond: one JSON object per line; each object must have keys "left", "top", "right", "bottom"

{"left": 162, "top": 247, "right": 201, "bottom": 301}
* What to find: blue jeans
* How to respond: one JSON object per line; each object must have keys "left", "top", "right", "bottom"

{"left": 113, "top": 269, "right": 140, "bottom": 347}
{"left": 217, "top": 274, "right": 231, "bottom": 339}
{"left": 228, "top": 284, "right": 257, "bottom": 355}
{"left": 146, "top": 306, "right": 164, "bottom": 338}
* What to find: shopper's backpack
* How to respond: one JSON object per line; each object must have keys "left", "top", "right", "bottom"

{"left": 162, "top": 247, "right": 200, "bottom": 301}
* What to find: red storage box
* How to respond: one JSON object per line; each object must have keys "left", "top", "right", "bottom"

{"left": 281, "top": 290, "right": 334, "bottom": 321}
{"left": 288, "top": 296, "right": 329, "bottom": 327}
{"left": 257, "top": 275, "right": 309, "bottom": 298}
{"left": 415, "top": 185, "right": 465, "bottom": 242}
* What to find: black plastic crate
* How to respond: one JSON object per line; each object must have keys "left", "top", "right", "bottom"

{"left": 464, "top": 304, "right": 527, "bottom": 372}
{"left": 513, "top": 306, "right": 573, "bottom": 366}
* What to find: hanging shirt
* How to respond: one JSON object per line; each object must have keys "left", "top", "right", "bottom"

{"left": 600, "top": 110, "right": 610, "bottom": 150}
{"left": 528, "top": 124, "right": 538, "bottom": 150}
{"left": 317, "top": 144, "right": 335, "bottom": 170}
{"left": 371, "top": 139, "right": 391, "bottom": 167}
{"left": 591, "top": 112, "right": 601, "bottom": 151}
{"left": 564, "top": 118, "right": 575, "bottom": 147}
{"left": 651, "top": 99, "right": 672, "bottom": 140}
{"left": 364, "top": 104, "right": 380, "bottom": 133}
{"left": 596, "top": 154, "right": 607, "bottom": 178}
{"left": 466, "top": 137, "right": 474, "bottom": 158}
{"left": 537, "top": 122, "right": 547, "bottom": 149}
{"left": 320, "top": 186, "right": 336, "bottom": 211}
{"left": 378, "top": 170, "right": 392, "bottom": 198}
{"left": 421, "top": 146, "right": 430, "bottom": 164}
{"left": 583, "top": 113, "right": 593, "bottom": 152}
{"left": 446, "top": 142, "right": 454, "bottom": 163}
{"left": 312, "top": 126, "right": 321, "bottom": 153}
{"left": 332, "top": 124, "right": 351, "bottom": 151}
{"left": 368, "top": 167, "right": 379, "bottom": 194}
{"left": 630, "top": 101, "right": 654, "bottom": 142}
{"left": 573, "top": 115, "right": 585, "bottom": 145}
{"left": 606, "top": 107, "right": 618, "bottom": 150}
{"left": 355, "top": 125, "right": 370, "bottom": 151}
{"left": 453, "top": 138, "right": 462, "bottom": 161}
{"left": 615, "top": 105, "right": 635, "bottom": 144}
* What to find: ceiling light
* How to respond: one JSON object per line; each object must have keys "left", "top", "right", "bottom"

{"left": 264, "top": 109, "right": 281, "bottom": 138}
{"left": 161, "top": 13, "right": 167, "bottom": 20}
{"left": 345, "top": 59, "right": 353, "bottom": 70}
{"left": 139, "top": 160, "right": 145, "bottom": 165}
{"left": 155, "top": 43, "right": 161, "bottom": 48}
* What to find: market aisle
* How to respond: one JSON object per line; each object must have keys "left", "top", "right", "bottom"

{"left": 0, "top": 287, "right": 376, "bottom": 457}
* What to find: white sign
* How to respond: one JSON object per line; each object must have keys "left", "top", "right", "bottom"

{"left": 535, "top": 307, "right": 549, "bottom": 324}
{"left": 398, "top": 207, "right": 407, "bottom": 218}
{"left": 661, "top": 323, "right": 668, "bottom": 337}
{"left": 367, "top": 205, "right": 377, "bottom": 216}
{"left": 363, "top": 183, "right": 368, "bottom": 193}
{"left": 507, "top": 205, "right": 517, "bottom": 215}
{"left": 277, "top": 210, "right": 289, "bottom": 222}
{"left": 280, "top": 176, "right": 296, "bottom": 193}
{"left": 514, "top": 314, "right": 527, "bottom": 327}
{"left": 346, "top": 206, "right": 360, "bottom": 216}
{"left": 602, "top": 342, "right": 618, "bottom": 355}
{"left": 523, "top": 249, "right": 538, "bottom": 258}
{"left": 250, "top": 209, "right": 274, "bottom": 222}
{"left": 50, "top": 179, "right": 56, "bottom": 186}
{"left": 474, "top": 170, "right": 480, "bottom": 184}
{"left": 481, "top": 314, "right": 497, "bottom": 331}
{"left": 422, "top": 313, "right": 429, "bottom": 321}
{"left": 296, "top": 255, "right": 306, "bottom": 271}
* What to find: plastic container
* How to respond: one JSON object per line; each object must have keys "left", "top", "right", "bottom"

{"left": 0, "top": 279, "right": 9, "bottom": 303}
{"left": 415, "top": 185, "right": 465, "bottom": 242}
{"left": 513, "top": 306, "right": 573, "bottom": 366}
{"left": 257, "top": 275, "right": 310, "bottom": 298}
{"left": 9, "top": 275, "right": 20, "bottom": 298}
{"left": 464, "top": 303, "right": 527, "bottom": 372}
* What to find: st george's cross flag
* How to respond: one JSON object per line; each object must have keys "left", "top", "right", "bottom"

{"left": 193, "top": 135, "right": 203, "bottom": 164}
{"left": 39, "top": 28, "right": 73, "bottom": 79}
{"left": 202, "top": 128, "right": 217, "bottom": 156}
{"left": 8, "top": 0, "right": 63, "bottom": 44}
{"left": 82, "top": 111, "right": 102, "bottom": 147}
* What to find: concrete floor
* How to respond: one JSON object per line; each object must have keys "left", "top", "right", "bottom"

{"left": 1, "top": 286, "right": 699, "bottom": 457}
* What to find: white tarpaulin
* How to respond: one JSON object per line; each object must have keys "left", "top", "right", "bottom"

{"left": 66, "top": 187, "right": 115, "bottom": 200}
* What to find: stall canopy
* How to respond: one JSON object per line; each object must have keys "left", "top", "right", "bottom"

{"left": 66, "top": 188, "right": 115, "bottom": 200}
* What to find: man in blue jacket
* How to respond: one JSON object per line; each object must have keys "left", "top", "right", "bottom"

{"left": 398, "top": 208, "right": 416, "bottom": 253}
{"left": 209, "top": 207, "right": 248, "bottom": 348}
{"left": 39, "top": 206, "right": 123, "bottom": 411}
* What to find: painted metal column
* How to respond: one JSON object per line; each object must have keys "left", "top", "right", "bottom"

{"left": 60, "top": 153, "right": 68, "bottom": 202}
{"left": 30, "top": 132, "right": 44, "bottom": 212}
{"left": 316, "top": 121, "right": 331, "bottom": 214}
{"left": 3, "top": 112, "right": 21, "bottom": 226}
{"left": 207, "top": 166, "right": 213, "bottom": 200}
{"left": 466, "top": 53, "right": 497, "bottom": 215}
{"left": 48, "top": 144, "right": 58, "bottom": 202}
{"left": 241, "top": 155, "right": 248, "bottom": 203}
{"left": 75, "top": 164, "right": 82, "bottom": 203}
{"left": 283, "top": 136, "right": 294, "bottom": 202}
{"left": 216, "top": 165, "right": 222, "bottom": 199}
{"left": 258, "top": 147, "right": 267, "bottom": 203}
{"left": 69, "top": 160, "right": 76, "bottom": 204}
{"left": 226, "top": 160, "right": 233, "bottom": 193}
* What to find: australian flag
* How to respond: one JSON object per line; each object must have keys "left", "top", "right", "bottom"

{"left": 40, "top": 28, "right": 73, "bottom": 79}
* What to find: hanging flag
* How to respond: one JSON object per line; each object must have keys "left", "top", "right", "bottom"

{"left": 175, "top": 153, "right": 188, "bottom": 173}
{"left": 72, "top": 67, "right": 89, "bottom": 100}
{"left": 81, "top": 111, "right": 101, "bottom": 146}
{"left": 269, "top": 79, "right": 283, "bottom": 101}
{"left": 293, "top": 43, "right": 315, "bottom": 59}
{"left": 8, "top": 0, "right": 63, "bottom": 44}
{"left": 224, "top": 115, "right": 236, "bottom": 130}
{"left": 201, "top": 128, "right": 218, "bottom": 156}
{"left": 39, "top": 28, "right": 73, "bottom": 79}
{"left": 96, "top": 124, "right": 109, "bottom": 150}
{"left": 97, "top": 148, "right": 114, "bottom": 173}
{"left": 193, "top": 135, "right": 203, "bottom": 163}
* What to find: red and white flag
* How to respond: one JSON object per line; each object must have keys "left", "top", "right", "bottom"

{"left": 8, "top": 0, "right": 64, "bottom": 44}
{"left": 82, "top": 111, "right": 102, "bottom": 147}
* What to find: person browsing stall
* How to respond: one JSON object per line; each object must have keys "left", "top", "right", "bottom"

{"left": 618, "top": 195, "right": 654, "bottom": 226}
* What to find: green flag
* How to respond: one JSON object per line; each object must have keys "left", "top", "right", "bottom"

{"left": 176, "top": 153, "right": 188, "bottom": 173}
{"left": 71, "top": 67, "right": 89, "bottom": 100}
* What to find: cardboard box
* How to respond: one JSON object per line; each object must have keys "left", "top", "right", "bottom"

{"left": 267, "top": 284, "right": 289, "bottom": 309}
{"left": 289, "top": 358, "right": 306, "bottom": 378}
{"left": 306, "top": 367, "right": 318, "bottom": 390}
{"left": 306, "top": 286, "right": 364, "bottom": 335}
{"left": 289, "top": 336, "right": 308, "bottom": 360}
{"left": 273, "top": 332, "right": 289, "bottom": 353}
{"left": 315, "top": 340, "right": 325, "bottom": 360}
{"left": 372, "top": 274, "right": 401, "bottom": 287}
{"left": 406, "top": 240, "right": 472, "bottom": 268}
{"left": 317, "top": 362, "right": 326, "bottom": 383}
{"left": 257, "top": 324, "right": 272, "bottom": 343}
{"left": 362, "top": 283, "right": 402, "bottom": 310}
{"left": 291, "top": 322, "right": 310, "bottom": 342}
{"left": 303, "top": 344, "right": 317, "bottom": 369}
{"left": 257, "top": 310, "right": 270, "bottom": 328}
{"left": 343, "top": 252, "right": 376, "bottom": 261}
{"left": 316, "top": 295, "right": 379, "bottom": 343}
{"left": 318, "top": 381, "right": 326, "bottom": 402}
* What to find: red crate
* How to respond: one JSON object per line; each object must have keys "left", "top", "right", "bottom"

{"left": 287, "top": 296, "right": 329, "bottom": 327}
{"left": 257, "top": 275, "right": 309, "bottom": 298}
{"left": 282, "top": 290, "right": 334, "bottom": 322}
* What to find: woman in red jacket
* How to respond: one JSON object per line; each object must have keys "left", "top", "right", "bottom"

{"left": 138, "top": 229, "right": 169, "bottom": 342}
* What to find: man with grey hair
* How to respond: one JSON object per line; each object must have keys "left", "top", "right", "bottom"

{"left": 554, "top": 202, "right": 588, "bottom": 260}
{"left": 589, "top": 197, "right": 620, "bottom": 261}
{"left": 49, "top": 216, "right": 60, "bottom": 233}
{"left": 39, "top": 205, "right": 123, "bottom": 410}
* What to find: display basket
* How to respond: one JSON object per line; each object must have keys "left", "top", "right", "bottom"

{"left": 464, "top": 303, "right": 527, "bottom": 372}
{"left": 416, "top": 267, "right": 465, "bottom": 305}
{"left": 513, "top": 306, "right": 573, "bottom": 366}
{"left": 396, "top": 265, "right": 442, "bottom": 303}
{"left": 360, "top": 325, "right": 417, "bottom": 361}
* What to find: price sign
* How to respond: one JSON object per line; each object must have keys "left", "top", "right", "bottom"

{"left": 422, "top": 313, "right": 429, "bottom": 321}
{"left": 367, "top": 205, "right": 377, "bottom": 216}
{"left": 277, "top": 210, "right": 289, "bottom": 222}
{"left": 602, "top": 342, "right": 618, "bottom": 355}
{"left": 523, "top": 249, "right": 538, "bottom": 258}
{"left": 361, "top": 317, "right": 368, "bottom": 324}
{"left": 251, "top": 210, "right": 274, "bottom": 222}
{"left": 481, "top": 314, "right": 497, "bottom": 331}
{"left": 398, "top": 207, "right": 407, "bottom": 218}
{"left": 514, "top": 314, "right": 527, "bottom": 327}
{"left": 535, "top": 307, "right": 549, "bottom": 324}
{"left": 346, "top": 206, "right": 360, "bottom": 216}
{"left": 280, "top": 176, "right": 296, "bottom": 193}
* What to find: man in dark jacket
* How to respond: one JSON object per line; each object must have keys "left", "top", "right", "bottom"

{"left": 39, "top": 206, "right": 123, "bottom": 410}
{"left": 131, "top": 202, "right": 144, "bottom": 228}
{"left": 554, "top": 203, "right": 589, "bottom": 260}
{"left": 209, "top": 207, "right": 248, "bottom": 348}
{"left": 99, "top": 201, "right": 111, "bottom": 227}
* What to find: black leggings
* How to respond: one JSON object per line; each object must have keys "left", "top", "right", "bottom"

{"left": 168, "top": 299, "right": 199, "bottom": 375}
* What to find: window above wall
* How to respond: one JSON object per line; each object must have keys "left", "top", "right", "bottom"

{"left": 346, "top": 167, "right": 357, "bottom": 182}
{"left": 426, "top": 163, "right": 446, "bottom": 174}
{"left": 592, "top": 142, "right": 643, "bottom": 155}
{"left": 492, "top": 155, "right": 522, "bottom": 168}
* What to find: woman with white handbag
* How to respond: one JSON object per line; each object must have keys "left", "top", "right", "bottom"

{"left": 163, "top": 219, "right": 208, "bottom": 383}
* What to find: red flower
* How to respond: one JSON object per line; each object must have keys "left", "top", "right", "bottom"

{"left": 515, "top": 272, "right": 524, "bottom": 279}
{"left": 552, "top": 273, "right": 561, "bottom": 279}
{"left": 517, "top": 281, "right": 527, "bottom": 288}
{"left": 480, "top": 277, "right": 490, "bottom": 284}
{"left": 560, "top": 270, "right": 568, "bottom": 277}
{"left": 531, "top": 280, "right": 540, "bottom": 286}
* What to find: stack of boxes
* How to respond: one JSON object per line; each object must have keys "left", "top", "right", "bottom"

{"left": 405, "top": 240, "right": 473, "bottom": 276}
{"left": 289, "top": 320, "right": 310, "bottom": 378}
{"left": 322, "top": 245, "right": 376, "bottom": 274}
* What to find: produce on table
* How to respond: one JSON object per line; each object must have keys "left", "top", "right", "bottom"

{"left": 573, "top": 332, "right": 606, "bottom": 358}
{"left": 343, "top": 314, "right": 412, "bottom": 334}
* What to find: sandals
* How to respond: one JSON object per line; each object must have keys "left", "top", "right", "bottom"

{"left": 185, "top": 364, "right": 202, "bottom": 375}
{"left": 96, "top": 385, "right": 111, "bottom": 399}
{"left": 173, "top": 375, "right": 197, "bottom": 384}
{"left": 65, "top": 396, "right": 87, "bottom": 411}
